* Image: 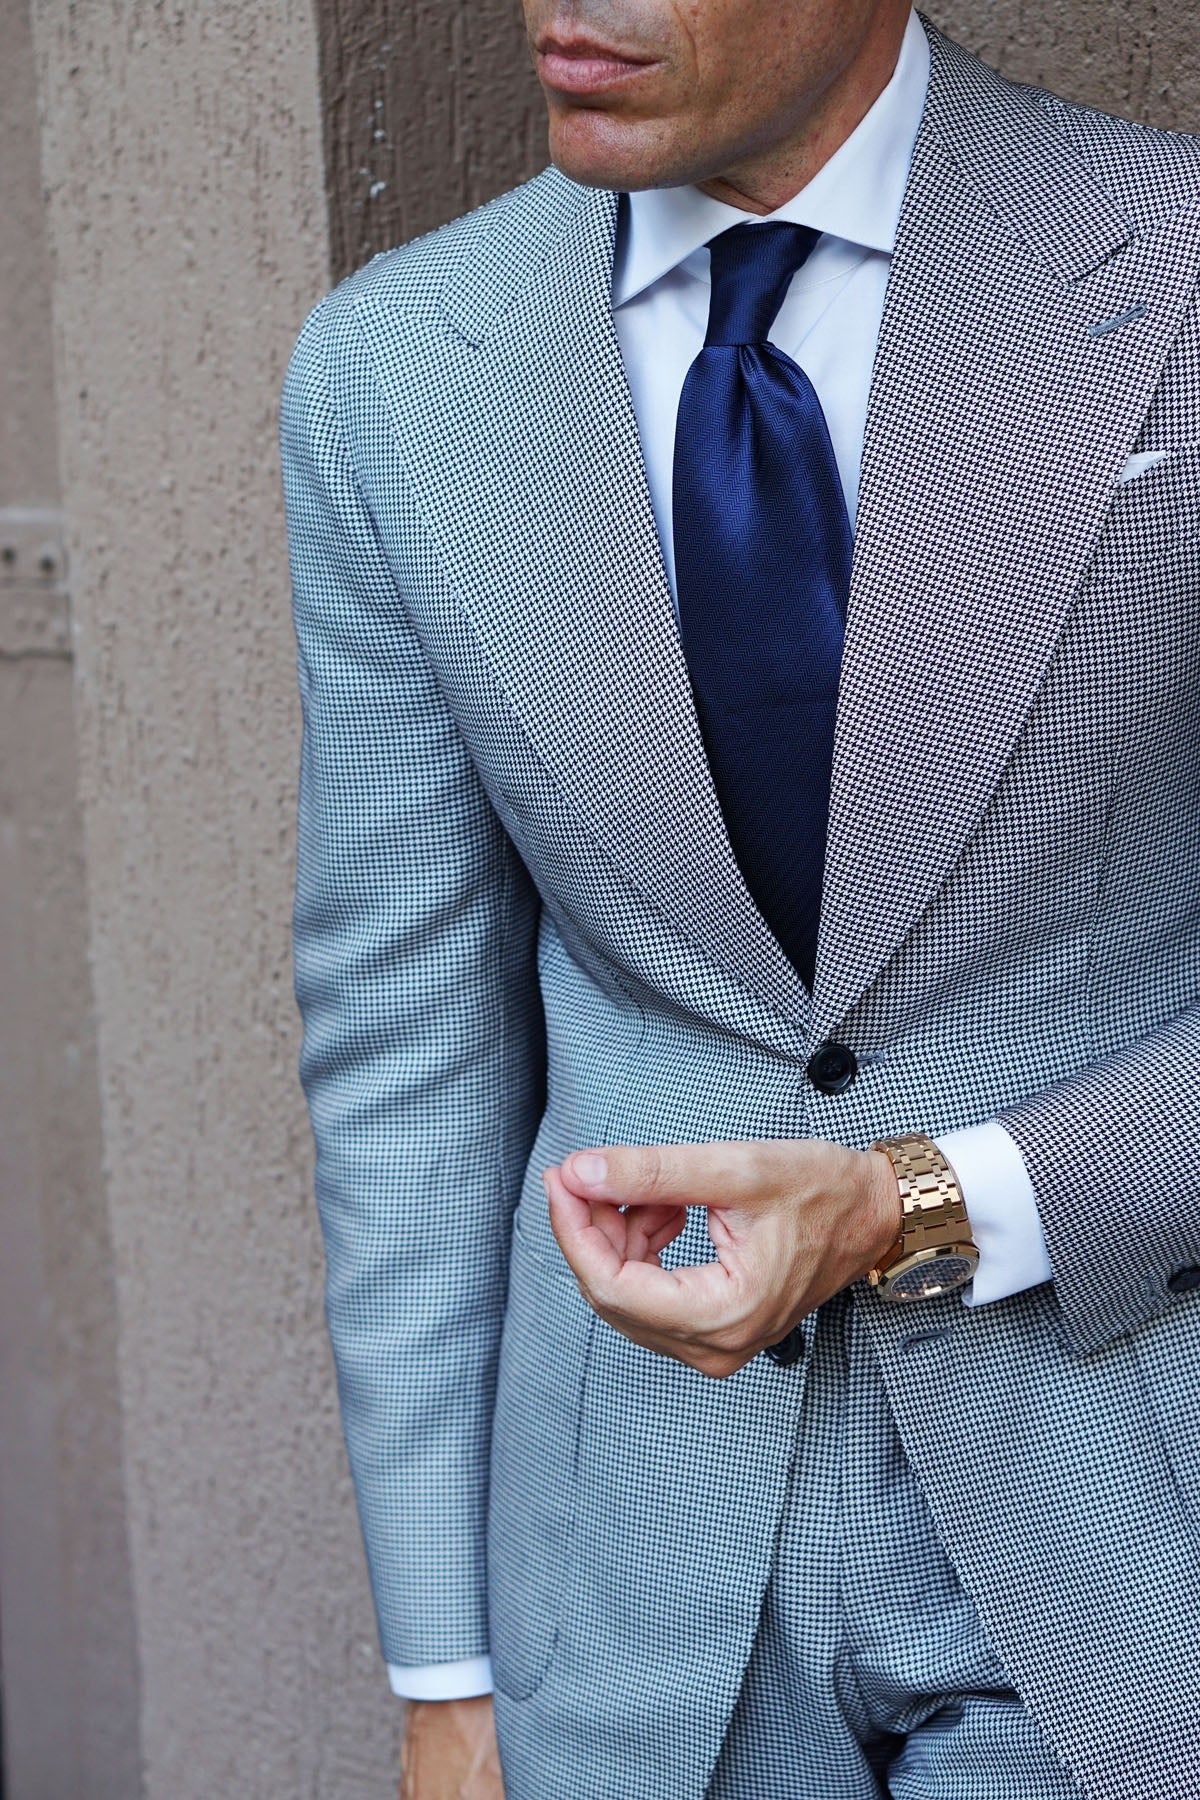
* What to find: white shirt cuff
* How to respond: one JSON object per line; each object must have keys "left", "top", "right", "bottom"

{"left": 936, "top": 1120, "right": 1053, "bottom": 1307}
{"left": 386, "top": 1656, "right": 495, "bottom": 1701}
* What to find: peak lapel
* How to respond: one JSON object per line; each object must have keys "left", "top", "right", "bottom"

{"left": 814, "top": 28, "right": 1200, "bottom": 1041}
{"left": 358, "top": 179, "right": 808, "bottom": 1052}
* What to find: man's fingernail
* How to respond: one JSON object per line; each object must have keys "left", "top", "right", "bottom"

{"left": 571, "top": 1152, "right": 608, "bottom": 1187}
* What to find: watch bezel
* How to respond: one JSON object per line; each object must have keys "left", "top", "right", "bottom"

{"left": 870, "top": 1241, "right": 980, "bottom": 1303}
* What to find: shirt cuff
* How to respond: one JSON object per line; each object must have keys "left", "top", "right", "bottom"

{"left": 386, "top": 1656, "right": 495, "bottom": 1701}
{"left": 936, "top": 1120, "right": 1053, "bottom": 1307}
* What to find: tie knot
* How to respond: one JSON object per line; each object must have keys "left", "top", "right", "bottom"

{"left": 703, "top": 221, "right": 820, "bottom": 347}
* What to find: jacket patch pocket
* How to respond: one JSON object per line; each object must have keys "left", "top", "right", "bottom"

{"left": 1132, "top": 1286, "right": 1200, "bottom": 1538}
{"left": 488, "top": 1211, "right": 595, "bottom": 1700}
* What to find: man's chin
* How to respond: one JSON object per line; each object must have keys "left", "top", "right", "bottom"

{"left": 547, "top": 114, "right": 693, "bottom": 193}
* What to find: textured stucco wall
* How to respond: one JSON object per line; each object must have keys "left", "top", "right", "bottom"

{"left": 0, "top": 0, "right": 59, "bottom": 507}
{"left": 318, "top": 0, "right": 1198, "bottom": 284}
{"left": 0, "top": 1, "right": 140, "bottom": 1794}
{"left": 933, "top": 0, "right": 1199, "bottom": 128}
{"left": 27, "top": 3, "right": 401, "bottom": 1794}
{"left": 318, "top": 0, "right": 546, "bottom": 280}
{"left": 0, "top": 664, "right": 140, "bottom": 1800}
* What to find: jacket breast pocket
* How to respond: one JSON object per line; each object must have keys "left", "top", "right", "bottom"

{"left": 1086, "top": 443, "right": 1200, "bottom": 583}
{"left": 488, "top": 1211, "right": 596, "bottom": 1700}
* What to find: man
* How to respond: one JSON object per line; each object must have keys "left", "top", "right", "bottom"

{"left": 281, "top": 1, "right": 1200, "bottom": 1794}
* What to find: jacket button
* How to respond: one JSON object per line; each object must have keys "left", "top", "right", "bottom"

{"left": 806, "top": 1041, "right": 858, "bottom": 1095}
{"left": 765, "top": 1326, "right": 807, "bottom": 1367}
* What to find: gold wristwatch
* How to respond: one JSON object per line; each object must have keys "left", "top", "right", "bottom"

{"left": 868, "top": 1133, "right": 979, "bottom": 1303}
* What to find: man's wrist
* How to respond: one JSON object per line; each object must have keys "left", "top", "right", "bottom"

{"left": 863, "top": 1148, "right": 904, "bottom": 1273}
{"left": 866, "top": 1134, "right": 983, "bottom": 1302}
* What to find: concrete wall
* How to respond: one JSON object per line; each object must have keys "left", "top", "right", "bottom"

{"left": 0, "top": 2, "right": 1193, "bottom": 1798}
{"left": 18, "top": 0, "right": 401, "bottom": 1793}
{"left": 0, "top": 0, "right": 140, "bottom": 1793}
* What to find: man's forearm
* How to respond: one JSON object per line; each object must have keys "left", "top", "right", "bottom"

{"left": 1001, "top": 997, "right": 1200, "bottom": 1352}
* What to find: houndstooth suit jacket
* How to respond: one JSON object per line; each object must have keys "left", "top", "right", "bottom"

{"left": 282, "top": 18, "right": 1200, "bottom": 1799}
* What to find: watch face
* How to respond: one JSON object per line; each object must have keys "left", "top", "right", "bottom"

{"left": 887, "top": 1252, "right": 978, "bottom": 1303}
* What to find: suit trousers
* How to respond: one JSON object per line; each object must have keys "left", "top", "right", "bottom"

{"left": 707, "top": 1292, "right": 1083, "bottom": 1800}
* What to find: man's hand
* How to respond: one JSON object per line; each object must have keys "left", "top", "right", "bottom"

{"left": 545, "top": 1138, "right": 902, "bottom": 1378}
{"left": 399, "top": 1696, "right": 503, "bottom": 1800}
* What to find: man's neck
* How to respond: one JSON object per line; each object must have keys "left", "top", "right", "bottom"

{"left": 696, "top": 9, "right": 909, "bottom": 215}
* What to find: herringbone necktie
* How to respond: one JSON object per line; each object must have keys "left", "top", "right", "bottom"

{"left": 673, "top": 222, "right": 853, "bottom": 990}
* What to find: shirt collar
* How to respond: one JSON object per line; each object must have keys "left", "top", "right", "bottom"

{"left": 612, "top": 7, "right": 930, "bottom": 308}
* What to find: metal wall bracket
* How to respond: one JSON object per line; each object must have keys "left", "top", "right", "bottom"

{"left": 0, "top": 508, "right": 71, "bottom": 659}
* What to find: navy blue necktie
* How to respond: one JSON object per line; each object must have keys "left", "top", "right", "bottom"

{"left": 673, "top": 222, "right": 853, "bottom": 990}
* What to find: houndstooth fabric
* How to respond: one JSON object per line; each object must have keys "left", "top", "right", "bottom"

{"left": 282, "top": 16, "right": 1200, "bottom": 1799}
{"left": 704, "top": 1293, "right": 1084, "bottom": 1800}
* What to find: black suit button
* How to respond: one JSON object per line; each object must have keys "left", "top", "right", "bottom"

{"left": 765, "top": 1326, "right": 807, "bottom": 1367}
{"left": 1168, "top": 1266, "right": 1200, "bottom": 1296}
{"left": 807, "top": 1041, "right": 858, "bottom": 1095}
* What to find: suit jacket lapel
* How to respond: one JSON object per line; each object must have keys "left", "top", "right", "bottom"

{"left": 358, "top": 31, "right": 1199, "bottom": 1050}
{"left": 358, "top": 176, "right": 809, "bottom": 1052}
{"left": 814, "top": 26, "right": 1200, "bottom": 1041}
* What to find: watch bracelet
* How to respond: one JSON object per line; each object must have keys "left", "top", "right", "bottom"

{"left": 869, "top": 1132, "right": 975, "bottom": 1275}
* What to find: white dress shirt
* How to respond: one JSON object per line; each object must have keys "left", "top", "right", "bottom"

{"left": 389, "top": 8, "right": 1051, "bottom": 1702}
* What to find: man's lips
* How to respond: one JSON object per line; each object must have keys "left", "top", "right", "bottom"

{"left": 536, "top": 35, "right": 658, "bottom": 96}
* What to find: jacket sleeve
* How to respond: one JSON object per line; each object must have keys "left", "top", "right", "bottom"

{"left": 1000, "top": 999, "right": 1200, "bottom": 1355}
{"left": 280, "top": 298, "right": 545, "bottom": 1666}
